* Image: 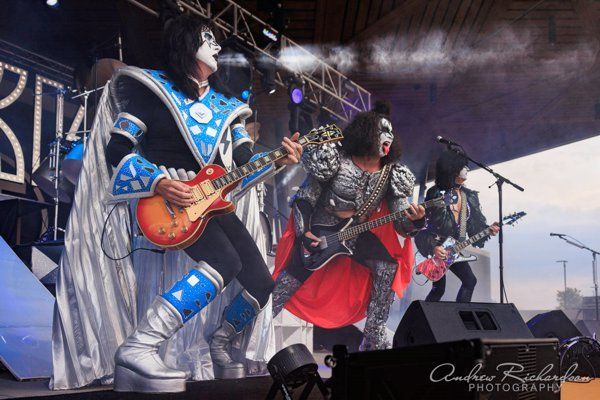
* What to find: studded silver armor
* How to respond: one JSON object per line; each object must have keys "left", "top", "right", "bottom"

{"left": 293, "top": 145, "right": 421, "bottom": 243}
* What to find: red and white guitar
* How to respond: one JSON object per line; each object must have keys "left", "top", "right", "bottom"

{"left": 136, "top": 125, "right": 343, "bottom": 250}
{"left": 415, "top": 211, "right": 526, "bottom": 282}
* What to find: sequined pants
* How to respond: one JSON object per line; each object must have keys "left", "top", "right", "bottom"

{"left": 277, "top": 232, "right": 398, "bottom": 350}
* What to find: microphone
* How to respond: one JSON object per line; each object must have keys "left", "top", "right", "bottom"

{"left": 550, "top": 233, "right": 565, "bottom": 237}
{"left": 436, "top": 136, "right": 460, "bottom": 147}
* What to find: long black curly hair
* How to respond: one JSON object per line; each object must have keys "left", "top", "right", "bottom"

{"left": 340, "top": 101, "right": 402, "bottom": 164}
{"left": 162, "top": 14, "right": 216, "bottom": 100}
{"left": 435, "top": 149, "right": 468, "bottom": 190}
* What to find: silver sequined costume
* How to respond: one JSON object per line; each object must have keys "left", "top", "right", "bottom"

{"left": 294, "top": 143, "right": 420, "bottom": 243}
{"left": 273, "top": 143, "right": 423, "bottom": 350}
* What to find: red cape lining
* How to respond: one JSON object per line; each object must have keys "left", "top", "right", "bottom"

{"left": 273, "top": 203, "right": 413, "bottom": 328}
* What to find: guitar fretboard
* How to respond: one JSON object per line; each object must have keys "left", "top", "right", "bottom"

{"left": 338, "top": 197, "right": 442, "bottom": 241}
{"left": 453, "top": 228, "right": 492, "bottom": 252}
{"left": 212, "top": 135, "right": 313, "bottom": 189}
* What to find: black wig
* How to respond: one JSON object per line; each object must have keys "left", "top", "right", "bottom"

{"left": 435, "top": 149, "right": 468, "bottom": 190}
{"left": 162, "top": 13, "right": 214, "bottom": 100}
{"left": 340, "top": 101, "right": 402, "bottom": 164}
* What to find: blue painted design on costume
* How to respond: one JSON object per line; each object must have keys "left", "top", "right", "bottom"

{"left": 143, "top": 69, "right": 248, "bottom": 165}
{"left": 240, "top": 152, "right": 273, "bottom": 190}
{"left": 231, "top": 125, "right": 250, "bottom": 144}
{"left": 224, "top": 292, "right": 258, "bottom": 333}
{"left": 162, "top": 269, "right": 219, "bottom": 323}
{"left": 111, "top": 154, "right": 164, "bottom": 198}
{"left": 113, "top": 115, "right": 144, "bottom": 143}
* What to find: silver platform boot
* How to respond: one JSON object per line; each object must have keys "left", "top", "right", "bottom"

{"left": 359, "top": 260, "right": 396, "bottom": 351}
{"left": 114, "top": 263, "right": 223, "bottom": 393}
{"left": 210, "top": 289, "right": 261, "bottom": 379}
{"left": 271, "top": 270, "right": 303, "bottom": 318}
{"left": 114, "top": 296, "right": 187, "bottom": 393}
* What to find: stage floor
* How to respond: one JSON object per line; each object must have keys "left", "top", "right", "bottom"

{"left": 0, "top": 353, "right": 332, "bottom": 400}
{"left": 2, "top": 371, "right": 600, "bottom": 399}
{"left": 0, "top": 372, "right": 328, "bottom": 400}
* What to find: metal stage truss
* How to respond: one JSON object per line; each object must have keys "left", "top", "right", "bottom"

{"left": 125, "top": 0, "right": 371, "bottom": 122}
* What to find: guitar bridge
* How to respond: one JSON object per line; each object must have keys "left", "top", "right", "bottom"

{"left": 164, "top": 200, "right": 176, "bottom": 218}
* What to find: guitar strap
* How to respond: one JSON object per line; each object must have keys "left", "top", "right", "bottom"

{"left": 458, "top": 189, "right": 468, "bottom": 241}
{"left": 354, "top": 164, "right": 392, "bottom": 221}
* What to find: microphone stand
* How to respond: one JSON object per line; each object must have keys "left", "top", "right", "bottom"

{"left": 554, "top": 235, "right": 600, "bottom": 320}
{"left": 446, "top": 145, "right": 524, "bottom": 304}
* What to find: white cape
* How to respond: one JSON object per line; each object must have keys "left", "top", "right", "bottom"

{"left": 50, "top": 86, "right": 275, "bottom": 390}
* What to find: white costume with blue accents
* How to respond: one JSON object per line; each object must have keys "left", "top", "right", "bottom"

{"left": 51, "top": 70, "right": 276, "bottom": 390}
{"left": 107, "top": 67, "right": 274, "bottom": 202}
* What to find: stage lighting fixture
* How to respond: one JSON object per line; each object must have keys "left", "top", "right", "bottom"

{"left": 46, "top": 0, "right": 59, "bottom": 7}
{"left": 214, "top": 37, "right": 253, "bottom": 101}
{"left": 266, "top": 344, "right": 329, "bottom": 400}
{"left": 262, "top": 28, "right": 279, "bottom": 42}
{"left": 257, "top": 57, "right": 277, "bottom": 95}
{"left": 241, "top": 89, "right": 252, "bottom": 101}
{"left": 289, "top": 101, "right": 315, "bottom": 134}
{"left": 287, "top": 77, "right": 304, "bottom": 105}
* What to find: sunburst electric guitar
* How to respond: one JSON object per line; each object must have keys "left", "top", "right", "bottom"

{"left": 415, "top": 211, "right": 526, "bottom": 282}
{"left": 137, "top": 125, "right": 343, "bottom": 250}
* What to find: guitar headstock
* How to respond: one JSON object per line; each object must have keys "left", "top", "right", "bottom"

{"left": 301, "top": 124, "right": 344, "bottom": 146}
{"left": 431, "top": 191, "right": 459, "bottom": 208}
{"left": 502, "top": 211, "right": 526, "bottom": 226}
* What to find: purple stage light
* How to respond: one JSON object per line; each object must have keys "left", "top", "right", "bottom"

{"left": 291, "top": 87, "right": 303, "bottom": 104}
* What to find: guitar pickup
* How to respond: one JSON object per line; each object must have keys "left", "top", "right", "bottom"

{"left": 318, "top": 236, "right": 328, "bottom": 250}
{"left": 200, "top": 180, "right": 215, "bottom": 196}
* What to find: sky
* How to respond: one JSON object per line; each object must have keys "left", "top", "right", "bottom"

{"left": 432, "top": 136, "right": 600, "bottom": 310}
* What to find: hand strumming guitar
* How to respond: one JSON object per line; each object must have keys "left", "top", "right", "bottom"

{"left": 155, "top": 178, "right": 194, "bottom": 207}
{"left": 302, "top": 231, "right": 321, "bottom": 252}
{"left": 433, "top": 246, "right": 447, "bottom": 261}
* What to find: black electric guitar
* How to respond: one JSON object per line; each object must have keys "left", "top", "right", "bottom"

{"left": 301, "top": 192, "right": 457, "bottom": 271}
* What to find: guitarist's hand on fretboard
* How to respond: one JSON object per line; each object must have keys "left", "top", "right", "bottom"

{"left": 275, "top": 132, "right": 303, "bottom": 167}
{"left": 489, "top": 223, "right": 500, "bottom": 236}
{"left": 403, "top": 203, "right": 426, "bottom": 221}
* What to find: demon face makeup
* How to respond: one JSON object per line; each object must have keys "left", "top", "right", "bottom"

{"left": 378, "top": 117, "right": 394, "bottom": 157}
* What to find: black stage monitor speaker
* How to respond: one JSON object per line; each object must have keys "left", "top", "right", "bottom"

{"left": 526, "top": 310, "right": 582, "bottom": 342}
{"left": 330, "top": 338, "right": 560, "bottom": 400}
{"left": 393, "top": 301, "right": 533, "bottom": 348}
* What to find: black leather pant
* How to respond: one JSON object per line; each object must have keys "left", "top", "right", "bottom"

{"left": 184, "top": 213, "right": 274, "bottom": 307}
{"left": 425, "top": 261, "right": 477, "bottom": 303}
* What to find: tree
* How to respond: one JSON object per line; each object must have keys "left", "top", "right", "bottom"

{"left": 557, "top": 288, "right": 583, "bottom": 309}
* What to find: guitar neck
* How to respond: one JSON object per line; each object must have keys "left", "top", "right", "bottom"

{"left": 453, "top": 227, "right": 492, "bottom": 252}
{"left": 212, "top": 135, "right": 312, "bottom": 189}
{"left": 338, "top": 197, "right": 441, "bottom": 241}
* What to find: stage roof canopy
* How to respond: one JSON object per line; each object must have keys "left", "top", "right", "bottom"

{"left": 1, "top": 0, "right": 599, "bottom": 180}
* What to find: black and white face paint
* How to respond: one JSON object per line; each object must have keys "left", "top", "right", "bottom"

{"left": 458, "top": 166, "right": 469, "bottom": 180}
{"left": 378, "top": 117, "right": 394, "bottom": 157}
{"left": 195, "top": 26, "right": 221, "bottom": 73}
